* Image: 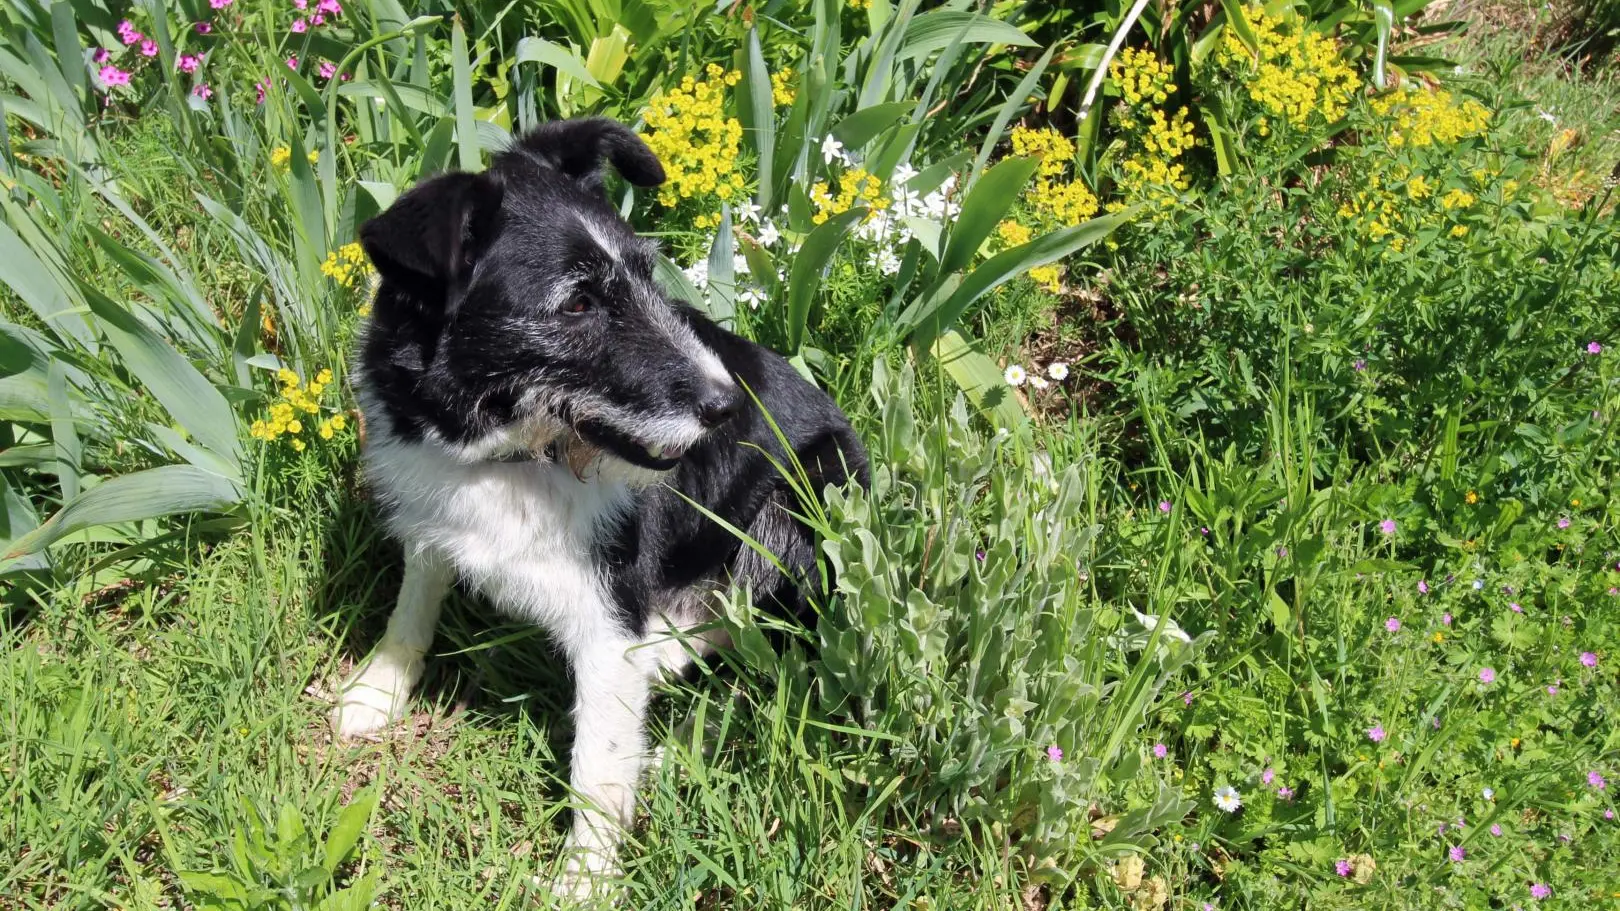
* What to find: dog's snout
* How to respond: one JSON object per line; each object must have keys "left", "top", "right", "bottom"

{"left": 696, "top": 380, "right": 744, "bottom": 428}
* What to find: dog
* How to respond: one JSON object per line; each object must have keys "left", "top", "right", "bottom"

{"left": 330, "top": 117, "right": 868, "bottom": 897}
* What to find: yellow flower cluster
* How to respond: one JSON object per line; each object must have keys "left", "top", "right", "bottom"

{"left": 1028, "top": 264, "right": 1062, "bottom": 293}
{"left": 771, "top": 67, "right": 796, "bottom": 107}
{"left": 997, "top": 220, "right": 1033, "bottom": 247}
{"left": 1336, "top": 161, "right": 1486, "bottom": 250}
{"left": 270, "top": 146, "right": 320, "bottom": 171}
{"left": 642, "top": 64, "right": 748, "bottom": 230}
{"left": 1368, "top": 87, "right": 1490, "bottom": 148}
{"left": 1216, "top": 7, "right": 1358, "bottom": 134}
{"left": 848, "top": 0, "right": 870, "bottom": 9}
{"left": 1009, "top": 127, "right": 1099, "bottom": 226}
{"left": 1105, "top": 48, "right": 1197, "bottom": 217}
{"left": 249, "top": 368, "right": 347, "bottom": 451}
{"left": 809, "top": 167, "right": 889, "bottom": 225}
{"left": 1109, "top": 48, "right": 1176, "bottom": 125}
{"left": 321, "top": 242, "right": 370, "bottom": 289}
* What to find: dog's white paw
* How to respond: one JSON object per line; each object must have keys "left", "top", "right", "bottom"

{"left": 330, "top": 657, "right": 414, "bottom": 738}
{"left": 543, "top": 847, "right": 620, "bottom": 905}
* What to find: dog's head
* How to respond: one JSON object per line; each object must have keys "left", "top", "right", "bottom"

{"left": 359, "top": 117, "right": 743, "bottom": 479}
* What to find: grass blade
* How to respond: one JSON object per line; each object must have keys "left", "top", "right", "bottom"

{"left": 786, "top": 207, "right": 868, "bottom": 351}
{"left": 3, "top": 464, "right": 242, "bottom": 559}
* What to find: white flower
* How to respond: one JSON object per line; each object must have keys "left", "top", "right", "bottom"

{"left": 1538, "top": 108, "right": 1558, "bottom": 124}
{"left": 681, "top": 260, "right": 709, "bottom": 290}
{"left": 1482, "top": 787, "right": 1494, "bottom": 800}
{"left": 892, "top": 161, "right": 919, "bottom": 185}
{"left": 756, "top": 220, "right": 780, "bottom": 247}
{"left": 734, "top": 200, "right": 761, "bottom": 224}
{"left": 820, "top": 135, "right": 845, "bottom": 165}
{"left": 732, "top": 253, "right": 750, "bottom": 276}
{"left": 1047, "top": 362, "right": 1069, "bottom": 381}
{"left": 1472, "top": 579, "right": 1484, "bottom": 591}
{"left": 738, "top": 287, "right": 767, "bottom": 309}
{"left": 1029, "top": 375, "right": 1049, "bottom": 390}
{"left": 869, "top": 247, "right": 901, "bottom": 275}
{"left": 1212, "top": 786, "right": 1242, "bottom": 813}
{"left": 1003, "top": 364, "right": 1027, "bottom": 386}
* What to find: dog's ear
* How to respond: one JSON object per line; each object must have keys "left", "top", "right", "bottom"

{"left": 516, "top": 117, "right": 665, "bottom": 194}
{"left": 359, "top": 171, "right": 505, "bottom": 288}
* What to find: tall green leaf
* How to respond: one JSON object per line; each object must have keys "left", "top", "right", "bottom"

{"left": 927, "top": 328, "right": 1026, "bottom": 429}
{"left": 935, "top": 156, "right": 1039, "bottom": 278}
{"left": 786, "top": 208, "right": 868, "bottom": 351}
{"left": 451, "top": 18, "right": 479, "bottom": 172}
{"left": 738, "top": 28, "right": 774, "bottom": 210}
{"left": 1371, "top": 0, "right": 1394, "bottom": 89}
{"left": 895, "top": 10, "right": 1036, "bottom": 63}
{"left": 4, "top": 465, "right": 242, "bottom": 559}
{"left": 970, "top": 44, "right": 1056, "bottom": 184}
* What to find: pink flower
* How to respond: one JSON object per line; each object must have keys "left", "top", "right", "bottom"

{"left": 317, "top": 60, "right": 336, "bottom": 80}
{"left": 317, "top": 0, "right": 342, "bottom": 13}
{"left": 1590, "top": 771, "right": 1608, "bottom": 790}
{"left": 1379, "top": 518, "right": 1396, "bottom": 535}
{"left": 1046, "top": 745, "right": 1062, "bottom": 762}
{"left": 286, "top": 55, "right": 298, "bottom": 69}
{"left": 98, "top": 65, "right": 131, "bottom": 87}
{"left": 290, "top": 18, "right": 307, "bottom": 32}
{"left": 1335, "top": 859, "right": 1352, "bottom": 877}
{"left": 1580, "top": 651, "right": 1598, "bottom": 667}
{"left": 1418, "top": 580, "right": 1430, "bottom": 594}
{"left": 1557, "top": 517, "right": 1571, "bottom": 529}
{"left": 195, "top": 21, "right": 211, "bottom": 34}
{"left": 1547, "top": 684, "right": 1559, "bottom": 695}
{"left": 139, "top": 39, "right": 157, "bottom": 57}
{"left": 1478, "top": 667, "right": 1496, "bottom": 684}
{"left": 1181, "top": 691, "right": 1193, "bottom": 706}
{"left": 1442, "top": 612, "right": 1453, "bottom": 626}
{"left": 1385, "top": 617, "right": 1401, "bottom": 632}
{"left": 1588, "top": 341, "right": 1603, "bottom": 355}
{"left": 177, "top": 54, "right": 200, "bottom": 73}
{"left": 117, "top": 21, "right": 141, "bottom": 44}
{"left": 209, "top": 0, "right": 233, "bottom": 8}
{"left": 1153, "top": 743, "right": 1167, "bottom": 758}
{"left": 1606, "top": 809, "right": 1615, "bottom": 820}
{"left": 1368, "top": 725, "right": 1386, "bottom": 742}
{"left": 1510, "top": 602, "right": 1523, "bottom": 613}
{"left": 255, "top": 76, "right": 270, "bottom": 104}
{"left": 1262, "top": 767, "right": 1274, "bottom": 784}
{"left": 1353, "top": 358, "right": 1367, "bottom": 371}
{"left": 1530, "top": 883, "right": 1551, "bottom": 900}
{"left": 1490, "top": 823, "right": 1502, "bottom": 836}
{"left": 294, "top": 0, "right": 307, "bottom": 7}
{"left": 311, "top": 13, "right": 325, "bottom": 25}
{"left": 192, "top": 83, "right": 213, "bottom": 99}
{"left": 93, "top": 47, "right": 109, "bottom": 63}
{"left": 1276, "top": 786, "right": 1294, "bottom": 800}
{"left": 1158, "top": 500, "right": 1172, "bottom": 513}
{"left": 1448, "top": 845, "right": 1465, "bottom": 862}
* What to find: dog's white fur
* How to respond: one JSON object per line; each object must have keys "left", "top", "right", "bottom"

{"left": 332, "top": 391, "right": 727, "bottom": 900}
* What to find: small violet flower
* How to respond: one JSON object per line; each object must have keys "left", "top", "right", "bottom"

{"left": 1418, "top": 580, "right": 1430, "bottom": 595}
{"left": 1379, "top": 518, "right": 1396, "bottom": 535}
{"left": 291, "top": 18, "right": 307, "bottom": 32}
{"left": 1587, "top": 341, "right": 1603, "bottom": 355}
{"left": 1335, "top": 859, "right": 1352, "bottom": 877}
{"left": 1589, "top": 770, "right": 1608, "bottom": 790}
{"left": 1385, "top": 617, "right": 1401, "bottom": 632}
{"left": 1367, "top": 725, "right": 1387, "bottom": 743}
{"left": 1448, "top": 846, "right": 1465, "bottom": 863}
{"left": 1581, "top": 651, "right": 1598, "bottom": 667}
{"left": 1152, "top": 743, "right": 1168, "bottom": 759}
{"left": 1490, "top": 823, "right": 1502, "bottom": 836}
{"left": 1046, "top": 745, "right": 1062, "bottom": 762}
{"left": 1478, "top": 667, "right": 1496, "bottom": 684}
{"left": 1159, "top": 500, "right": 1172, "bottom": 513}
{"left": 1530, "top": 883, "right": 1551, "bottom": 900}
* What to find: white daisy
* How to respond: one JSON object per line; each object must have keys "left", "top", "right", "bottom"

{"left": 756, "top": 220, "right": 780, "bottom": 247}
{"left": 732, "top": 253, "right": 750, "bottom": 275}
{"left": 738, "top": 287, "right": 767, "bottom": 309}
{"left": 734, "top": 200, "right": 762, "bottom": 224}
{"left": 1003, "top": 364, "right": 1027, "bottom": 386}
{"left": 1029, "top": 375, "right": 1049, "bottom": 390}
{"left": 1213, "top": 786, "right": 1242, "bottom": 813}
{"left": 869, "top": 247, "right": 901, "bottom": 275}
{"left": 1047, "top": 362, "right": 1069, "bottom": 381}
{"left": 892, "top": 161, "right": 919, "bottom": 185}
{"left": 820, "top": 135, "right": 845, "bottom": 165}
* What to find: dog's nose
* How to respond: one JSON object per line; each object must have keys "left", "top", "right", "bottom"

{"left": 696, "top": 380, "right": 744, "bottom": 428}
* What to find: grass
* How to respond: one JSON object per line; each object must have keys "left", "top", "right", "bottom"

{"left": 4, "top": 1, "right": 1620, "bottom": 909}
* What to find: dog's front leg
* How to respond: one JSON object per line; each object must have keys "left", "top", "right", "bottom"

{"left": 332, "top": 550, "right": 452, "bottom": 738}
{"left": 551, "top": 635, "right": 656, "bottom": 900}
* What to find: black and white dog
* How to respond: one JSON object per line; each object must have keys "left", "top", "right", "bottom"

{"left": 330, "top": 117, "right": 867, "bottom": 896}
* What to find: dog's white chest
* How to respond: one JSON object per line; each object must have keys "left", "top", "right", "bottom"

{"left": 365, "top": 441, "right": 631, "bottom": 643}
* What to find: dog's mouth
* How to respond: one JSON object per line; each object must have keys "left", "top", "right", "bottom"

{"left": 573, "top": 418, "right": 689, "bottom": 472}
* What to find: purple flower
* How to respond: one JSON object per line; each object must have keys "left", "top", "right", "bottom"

{"left": 318, "top": 0, "right": 343, "bottom": 14}
{"left": 1589, "top": 771, "right": 1608, "bottom": 790}
{"left": 1530, "top": 883, "right": 1551, "bottom": 900}
{"left": 1262, "top": 767, "right": 1274, "bottom": 785}
{"left": 1181, "top": 691, "right": 1193, "bottom": 706}
{"left": 1510, "top": 602, "right": 1523, "bottom": 613}
{"left": 1046, "top": 744, "right": 1062, "bottom": 762}
{"left": 1335, "top": 859, "right": 1352, "bottom": 877}
{"left": 1547, "top": 684, "right": 1559, "bottom": 695}
{"left": 117, "top": 21, "right": 141, "bottom": 44}
{"left": 1385, "top": 617, "right": 1401, "bottom": 632}
{"left": 1478, "top": 667, "right": 1496, "bottom": 684}
{"left": 1490, "top": 824, "right": 1502, "bottom": 837}
{"left": 140, "top": 39, "right": 157, "bottom": 57}
{"left": 92, "top": 47, "right": 109, "bottom": 63}
{"left": 1448, "top": 845, "right": 1466, "bottom": 862}
{"left": 317, "top": 60, "right": 336, "bottom": 80}
{"left": 176, "top": 53, "right": 200, "bottom": 73}
{"left": 1580, "top": 651, "right": 1598, "bottom": 667}
{"left": 1557, "top": 517, "right": 1571, "bottom": 529}
{"left": 311, "top": 12, "right": 325, "bottom": 25}
{"left": 209, "top": 0, "right": 233, "bottom": 8}
{"left": 1442, "top": 612, "right": 1453, "bottom": 626}
{"left": 1277, "top": 546, "right": 1289, "bottom": 558}
{"left": 195, "top": 21, "right": 211, "bottom": 34}
{"left": 1606, "top": 809, "right": 1615, "bottom": 820}
{"left": 1153, "top": 743, "right": 1168, "bottom": 759}
{"left": 1379, "top": 518, "right": 1396, "bottom": 535}
{"left": 1353, "top": 359, "right": 1367, "bottom": 371}
{"left": 1368, "top": 725, "right": 1387, "bottom": 742}
{"left": 1276, "top": 786, "right": 1294, "bottom": 800}
{"left": 974, "top": 549, "right": 985, "bottom": 562}
{"left": 291, "top": 18, "right": 307, "bottom": 32}
{"left": 1418, "top": 580, "right": 1430, "bottom": 595}
{"left": 98, "top": 65, "right": 131, "bottom": 87}
{"left": 1159, "top": 500, "right": 1172, "bottom": 513}
{"left": 1200, "top": 526, "right": 1210, "bottom": 535}
{"left": 191, "top": 83, "right": 212, "bottom": 99}
{"left": 1588, "top": 341, "right": 1603, "bottom": 355}
{"left": 294, "top": 0, "right": 307, "bottom": 7}
{"left": 286, "top": 55, "right": 298, "bottom": 69}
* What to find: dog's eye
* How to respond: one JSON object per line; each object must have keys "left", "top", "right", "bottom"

{"left": 564, "top": 293, "right": 595, "bottom": 315}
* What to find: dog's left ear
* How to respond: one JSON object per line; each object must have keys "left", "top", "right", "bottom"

{"left": 517, "top": 117, "right": 666, "bottom": 194}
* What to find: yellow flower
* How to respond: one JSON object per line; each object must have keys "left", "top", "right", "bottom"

{"left": 1432, "top": 631, "right": 1445, "bottom": 644}
{"left": 642, "top": 69, "right": 751, "bottom": 218}
{"left": 330, "top": 414, "right": 347, "bottom": 431}
{"left": 1450, "top": 224, "right": 1468, "bottom": 238}
{"left": 270, "top": 146, "right": 291, "bottom": 170}
{"left": 290, "top": 438, "right": 306, "bottom": 452}
{"left": 1369, "top": 87, "right": 1491, "bottom": 148}
{"left": 1465, "top": 490, "right": 1479, "bottom": 504}
{"left": 771, "top": 68, "right": 796, "bottom": 107}
{"left": 1214, "top": 7, "right": 1358, "bottom": 132}
{"left": 997, "top": 220, "right": 1033, "bottom": 247}
{"left": 1010, "top": 126, "right": 1076, "bottom": 179}
{"left": 321, "top": 242, "right": 372, "bottom": 289}
{"left": 1028, "top": 264, "right": 1062, "bottom": 293}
